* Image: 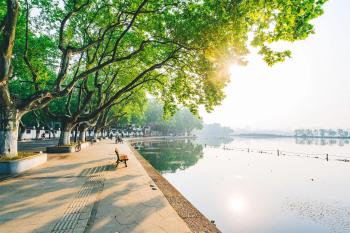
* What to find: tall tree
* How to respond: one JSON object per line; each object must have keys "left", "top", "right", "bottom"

{"left": 1, "top": 0, "right": 327, "bottom": 157}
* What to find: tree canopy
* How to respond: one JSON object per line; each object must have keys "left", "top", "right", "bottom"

{"left": 0, "top": 0, "right": 328, "bottom": 157}
{"left": 119, "top": 99, "right": 203, "bottom": 136}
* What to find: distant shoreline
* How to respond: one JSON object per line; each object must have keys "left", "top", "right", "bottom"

{"left": 233, "top": 134, "right": 293, "bottom": 138}
{"left": 128, "top": 134, "right": 350, "bottom": 140}
{"left": 128, "top": 135, "right": 196, "bottom": 142}
{"left": 234, "top": 134, "right": 350, "bottom": 139}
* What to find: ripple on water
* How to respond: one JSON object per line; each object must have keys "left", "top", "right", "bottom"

{"left": 284, "top": 198, "right": 350, "bottom": 233}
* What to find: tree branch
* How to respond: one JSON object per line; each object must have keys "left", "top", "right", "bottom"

{"left": 65, "top": 90, "right": 73, "bottom": 117}
{"left": 23, "top": 0, "right": 39, "bottom": 91}
{"left": 112, "top": 0, "right": 148, "bottom": 58}
{"left": 0, "top": 0, "right": 19, "bottom": 107}
{"left": 43, "top": 105, "right": 68, "bottom": 121}
{"left": 83, "top": 48, "right": 180, "bottom": 120}
{"left": 71, "top": 39, "right": 152, "bottom": 84}
{"left": 58, "top": 0, "right": 91, "bottom": 51}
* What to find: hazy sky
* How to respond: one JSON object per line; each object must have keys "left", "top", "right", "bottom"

{"left": 200, "top": 0, "right": 350, "bottom": 131}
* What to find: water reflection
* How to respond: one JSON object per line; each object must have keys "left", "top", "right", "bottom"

{"left": 295, "top": 137, "right": 350, "bottom": 146}
{"left": 135, "top": 137, "right": 350, "bottom": 232}
{"left": 134, "top": 140, "right": 203, "bottom": 173}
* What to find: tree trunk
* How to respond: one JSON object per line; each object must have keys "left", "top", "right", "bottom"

{"left": 79, "top": 130, "right": 86, "bottom": 142}
{"left": 18, "top": 122, "right": 25, "bottom": 141}
{"left": 107, "top": 128, "right": 112, "bottom": 138}
{"left": 94, "top": 129, "right": 100, "bottom": 140}
{"left": 73, "top": 125, "right": 78, "bottom": 143}
{"left": 0, "top": 107, "right": 19, "bottom": 158}
{"left": 78, "top": 124, "right": 88, "bottom": 142}
{"left": 35, "top": 127, "right": 40, "bottom": 140}
{"left": 58, "top": 121, "right": 74, "bottom": 145}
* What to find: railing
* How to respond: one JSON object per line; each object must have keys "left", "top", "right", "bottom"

{"left": 222, "top": 146, "right": 350, "bottom": 163}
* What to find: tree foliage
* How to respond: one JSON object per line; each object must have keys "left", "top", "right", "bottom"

{"left": 1, "top": 0, "right": 328, "bottom": 114}
{"left": 196, "top": 123, "right": 234, "bottom": 137}
{"left": 0, "top": 0, "right": 328, "bottom": 156}
{"left": 121, "top": 99, "right": 203, "bottom": 136}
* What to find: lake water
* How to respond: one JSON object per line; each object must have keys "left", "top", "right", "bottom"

{"left": 134, "top": 137, "right": 350, "bottom": 233}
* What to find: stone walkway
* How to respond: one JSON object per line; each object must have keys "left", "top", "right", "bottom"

{"left": 0, "top": 140, "right": 191, "bottom": 233}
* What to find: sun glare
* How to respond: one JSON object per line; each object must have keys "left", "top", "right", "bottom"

{"left": 230, "top": 198, "right": 246, "bottom": 213}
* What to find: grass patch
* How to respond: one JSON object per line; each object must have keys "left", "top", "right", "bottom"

{"left": 0, "top": 152, "right": 39, "bottom": 161}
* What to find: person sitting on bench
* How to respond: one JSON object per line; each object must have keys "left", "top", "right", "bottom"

{"left": 115, "top": 148, "right": 128, "bottom": 167}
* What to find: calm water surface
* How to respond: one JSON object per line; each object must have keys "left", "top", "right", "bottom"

{"left": 134, "top": 137, "right": 350, "bottom": 233}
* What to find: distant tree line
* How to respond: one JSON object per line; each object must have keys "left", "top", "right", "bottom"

{"left": 295, "top": 137, "right": 350, "bottom": 146}
{"left": 195, "top": 123, "right": 234, "bottom": 137}
{"left": 118, "top": 99, "right": 203, "bottom": 136}
{"left": 294, "top": 129, "right": 350, "bottom": 138}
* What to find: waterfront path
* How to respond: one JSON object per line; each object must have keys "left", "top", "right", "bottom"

{"left": 0, "top": 140, "right": 191, "bottom": 233}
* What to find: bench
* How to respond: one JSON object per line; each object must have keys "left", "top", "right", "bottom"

{"left": 115, "top": 148, "right": 129, "bottom": 167}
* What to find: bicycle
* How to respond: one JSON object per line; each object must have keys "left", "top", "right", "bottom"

{"left": 115, "top": 136, "right": 123, "bottom": 144}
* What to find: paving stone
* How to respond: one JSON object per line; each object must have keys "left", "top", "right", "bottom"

{"left": 0, "top": 140, "right": 192, "bottom": 233}
{"left": 50, "top": 168, "right": 105, "bottom": 233}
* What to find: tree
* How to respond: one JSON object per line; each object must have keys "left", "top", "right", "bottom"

{"left": 93, "top": 91, "right": 147, "bottom": 140}
{"left": 1, "top": 0, "right": 328, "bottom": 157}
{"left": 172, "top": 108, "right": 203, "bottom": 135}
{"left": 123, "top": 99, "right": 203, "bottom": 136}
{"left": 196, "top": 123, "right": 233, "bottom": 137}
{"left": 111, "top": 91, "right": 147, "bottom": 128}
{"left": 136, "top": 99, "right": 203, "bottom": 136}
{"left": 319, "top": 129, "right": 326, "bottom": 138}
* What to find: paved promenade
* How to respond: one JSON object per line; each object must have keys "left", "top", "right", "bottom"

{"left": 0, "top": 140, "right": 191, "bottom": 233}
